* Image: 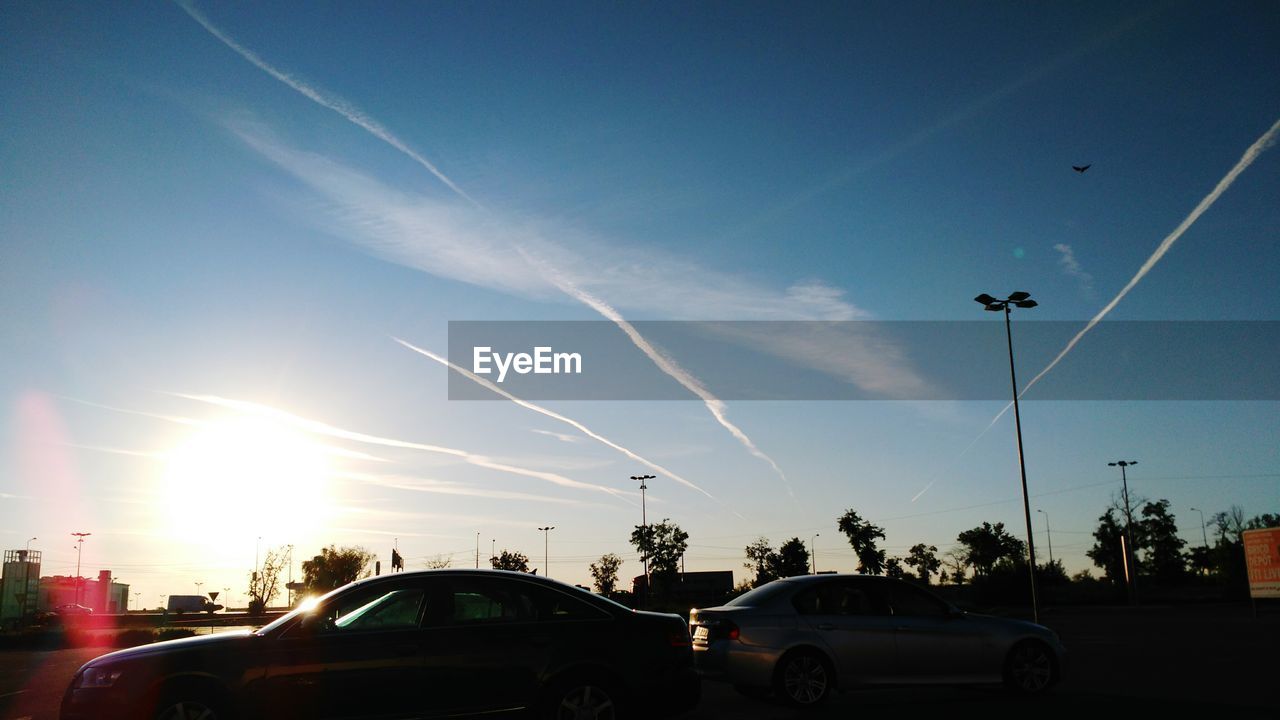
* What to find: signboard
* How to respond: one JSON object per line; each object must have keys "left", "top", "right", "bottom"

{"left": 1243, "top": 528, "right": 1280, "bottom": 599}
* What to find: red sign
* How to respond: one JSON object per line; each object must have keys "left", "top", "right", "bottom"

{"left": 1243, "top": 528, "right": 1280, "bottom": 599}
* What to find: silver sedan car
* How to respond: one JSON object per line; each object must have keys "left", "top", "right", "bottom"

{"left": 690, "top": 574, "right": 1065, "bottom": 707}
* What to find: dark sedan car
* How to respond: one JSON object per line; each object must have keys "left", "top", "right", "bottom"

{"left": 691, "top": 574, "right": 1065, "bottom": 707}
{"left": 62, "top": 569, "right": 699, "bottom": 720}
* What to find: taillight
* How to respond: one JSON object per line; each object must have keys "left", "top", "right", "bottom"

{"left": 725, "top": 622, "right": 740, "bottom": 641}
{"left": 670, "top": 629, "right": 692, "bottom": 647}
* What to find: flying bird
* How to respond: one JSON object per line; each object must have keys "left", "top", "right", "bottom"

{"left": 1073, "top": 164, "right": 1092, "bottom": 173}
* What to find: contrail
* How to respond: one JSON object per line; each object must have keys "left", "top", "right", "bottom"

{"left": 179, "top": 0, "right": 788, "bottom": 485}
{"left": 1019, "top": 116, "right": 1280, "bottom": 395}
{"left": 174, "top": 0, "right": 482, "bottom": 209}
{"left": 394, "top": 337, "right": 718, "bottom": 500}
{"left": 914, "top": 116, "right": 1280, "bottom": 503}
{"left": 520, "top": 254, "right": 793, "bottom": 496}
{"left": 169, "top": 393, "right": 632, "bottom": 500}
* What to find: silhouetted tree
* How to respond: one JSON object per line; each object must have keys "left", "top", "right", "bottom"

{"left": 247, "top": 547, "right": 287, "bottom": 615}
{"left": 631, "top": 519, "right": 689, "bottom": 581}
{"left": 1135, "top": 500, "right": 1186, "bottom": 580}
{"left": 1087, "top": 508, "right": 1128, "bottom": 584}
{"left": 589, "top": 553, "right": 622, "bottom": 595}
{"left": 775, "top": 538, "right": 811, "bottom": 579}
{"left": 942, "top": 547, "right": 971, "bottom": 584}
{"left": 837, "top": 509, "right": 886, "bottom": 575}
{"left": 490, "top": 550, "right": 531, "bottom": 572}
{"left": 744, "top": 537, "right": 779, "bottom": 587}
{"left": 957, "top": 522, "right": 1025, "bottom": 576}
{"left": 424, "top": 555, "right": 452, "bottom": 569}
{"left": 302, "top": 545, "right": 375, "bottom": 595}
{"left": 884, "top": 557, "right": 908, "bottom": 580}
{"left": 905, "top": 544, "right": 941, "bottom": 585}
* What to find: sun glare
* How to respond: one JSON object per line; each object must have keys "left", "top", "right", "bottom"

{"left": 162, "top": 415, "right": 333, "bottom": 545}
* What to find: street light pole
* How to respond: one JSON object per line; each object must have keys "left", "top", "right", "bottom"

{"left": 631, "top": 475, "right": 655, "bottom": 606}
{"left": 71, "top": 532, "right": 91, "bottom": 606}
{"left": 475, "top": 532, "right": 480, "bottom": 569}
{"left": 1187, "top": 507, "right": 1208, "bottom": 545}
{"left": 1109, "top": 460, "right": 1140, "bottom": 603}
{"left": 1037, "top": 509, "right": 1053, "bottom": 566}
{"left": 538, "top": 526, "right": 556, "bottom": 578}
{"left": 975, "top": 292, "right": 1040, "bottom": 623}
{"left": 811, "top": 533, "right": 819, "bottom": 574}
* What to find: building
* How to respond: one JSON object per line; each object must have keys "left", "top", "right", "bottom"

{"left": 0, "top": 549, "right": 42, "bottom": 629}
{"left": 37, "top": 570, "right": 130, "bottom": 613}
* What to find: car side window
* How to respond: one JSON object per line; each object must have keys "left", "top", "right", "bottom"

{"left": 524, "top": 584, "right": 610, "bottom": 621}
{"left": 316, "top": 587, "right": 427, "bottom": 633}
{"left": 793, "top": 582, "right": 889, "bottom": 616}
{"left": 888, "top": 583, "right": 950, "bottom": 617}
{"left": 448, "top": 579, "right": 536, "bottom": 624}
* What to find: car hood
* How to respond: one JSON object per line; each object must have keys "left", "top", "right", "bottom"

{"left": 83, "top": 629, "right": 256, "bottom": 667}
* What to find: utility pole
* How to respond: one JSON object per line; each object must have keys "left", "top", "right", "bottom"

{"left": 1109, "top": 460, "right": 1139, "bottom": 603}
{"left": 631, "top": 475, "right": 654, "bottom": 606}
{"left": 71, "top": 533, "right": 91, "bottom": 606}
{"left": 475, "top": 532, "right": 480, "bottom": 569}
{"left": 811, "top": 533, "right": 819, "bottom": 574}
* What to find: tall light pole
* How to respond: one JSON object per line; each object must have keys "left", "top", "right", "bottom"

{"left": 1187, "top": 507, "right": 1208, "bottom": 545}
{"left": 538, "top": 526, "right": 556, "bottom": 578}
{"left": 631, "top": 475, "right": 654, "bottom": 605}
{"left": 811, "top": 533, "right": 820, "bottom": 574}
{"left": 26, "top": 537, "right": 36, "bottom": 552}
{"left": 975, "top": 291, "right": 1040, "bottom": 623}
{"left": 475, "top": 532, "right": 480, "bottom": 569}
{"left": 1037, "top": 509, "right": 1054, "bottom": 566}
{"left": 1108, "top": 460, "right": 1139, "bottom": 603}
{"left": 71, "top": 532, "right": 91, "bottom": 606}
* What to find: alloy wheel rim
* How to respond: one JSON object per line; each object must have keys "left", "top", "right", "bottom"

{"left": 557, "top": 684, "right": 616, "bottom": 720}
{"left": 783, "top": 656, "right": 828, "bottom": 704}
{"left": 1011, "top": 645, "right": 1052, "bottom": 691}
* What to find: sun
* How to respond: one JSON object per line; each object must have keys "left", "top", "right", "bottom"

{"left": 161, "top": 415, "right": 334, "bottom": 546}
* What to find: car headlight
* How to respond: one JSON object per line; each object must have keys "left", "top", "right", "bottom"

{"left": 76, "top": 666, "right": 123, "bottom": 688}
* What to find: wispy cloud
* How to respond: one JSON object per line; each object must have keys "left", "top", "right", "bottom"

{"left": 175, "top": 0, "right": 481, "bottom": 208}
{"left": 394, "top": 338, "right": 719, "bottom": 500}
{"left": 1053, "top": 243, "right": 1095, "bottom": 297}
{"left": 338, "top": 471, "right": 595, "bottom": 506}
{"left": 170, "top": 393, "right": 633, "bottom": 500}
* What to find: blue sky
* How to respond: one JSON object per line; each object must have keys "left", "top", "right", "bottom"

{"left": 1, "top": 1, "right": 1277, "bottom": 604}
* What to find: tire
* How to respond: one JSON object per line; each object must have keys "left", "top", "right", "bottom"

{"left": 772, "top": 650, "right": 833, "bottom": 708}
{"left": 1003, "top": 640, "right": 1057, "bottom": 694}
{"left": 541, "top": 675, "right": 623, "bottom": 720}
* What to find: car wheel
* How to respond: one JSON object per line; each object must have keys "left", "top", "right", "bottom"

{"left": 773, "top": 650, "right": 833, "bottom": 708}
{"left": 1003, "top": 640, "right": 1057, "bottom": 694}
{"left": 543, "top": 676, "right": 622, "bottom": 720}
{"left": 152, "top": 684, "right": 232, "bottom": 720}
